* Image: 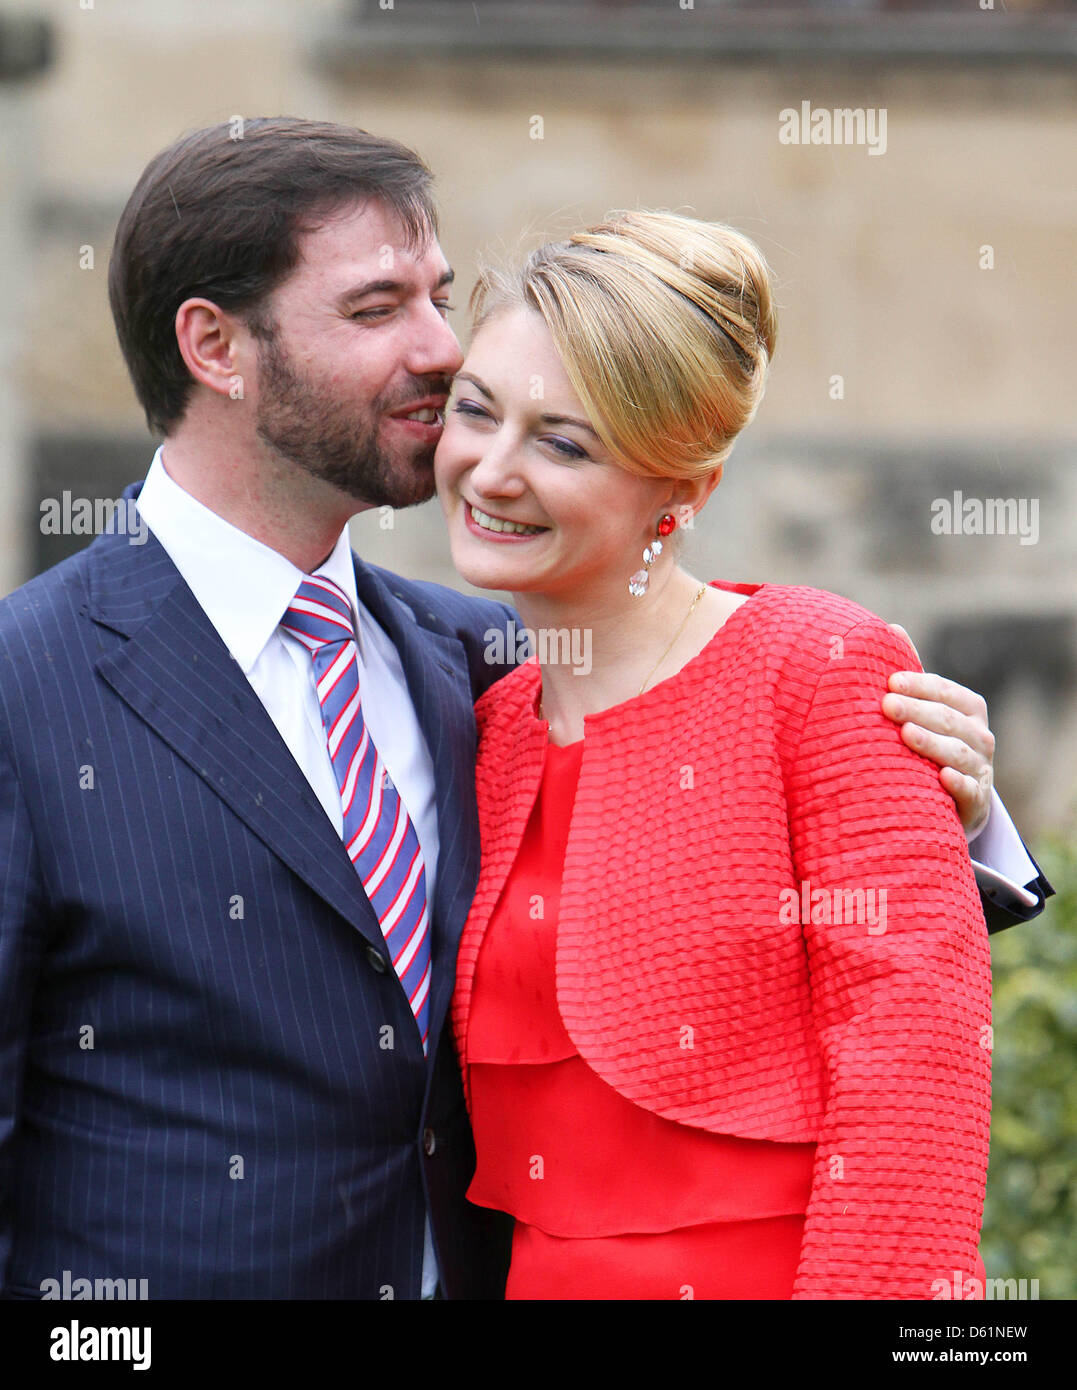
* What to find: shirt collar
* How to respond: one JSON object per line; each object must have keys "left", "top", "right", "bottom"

{"left": 134, "top": 444, "right": 363, "bottom": 673}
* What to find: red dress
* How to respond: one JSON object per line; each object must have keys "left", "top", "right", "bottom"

{"left": 464, "top": 736, "right": 818, "bottom": 1300}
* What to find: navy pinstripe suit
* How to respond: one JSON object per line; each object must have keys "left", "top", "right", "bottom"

{"left": 0, "top": 480, "right": 515, "bottom": 1299}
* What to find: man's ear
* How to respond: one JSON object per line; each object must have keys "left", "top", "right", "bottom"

{"left": 174, "top": 298, "right": 248, "bottom": 402}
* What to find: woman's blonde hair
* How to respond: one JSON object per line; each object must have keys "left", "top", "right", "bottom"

{"left": 469, "top": 209, "right": 778, "bottom": 481}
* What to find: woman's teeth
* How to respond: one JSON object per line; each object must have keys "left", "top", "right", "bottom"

{"left": 470, "top": 505, "right": 545, "bottom": 536}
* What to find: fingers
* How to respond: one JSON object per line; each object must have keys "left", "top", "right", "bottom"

{"left": 895, "top": 719, "right": 989, "bottom": 778}
{"left": 888, "top": 670, "right": 990, "bottom": 725}
{"left": 881, "top": 667, "right": 995, "bottom": 838}
{"left": 882, "top": 689, "right": 996, "bottom": 763}
{"left": 895, "top": 720, "right": 992, "bottom": 836}
{"left": 938, "top": 764, "right": 990, "bottom": 839}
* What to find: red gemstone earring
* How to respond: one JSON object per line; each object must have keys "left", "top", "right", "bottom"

{"left": 629, "top": 513, "right": 677, "bottom": 597}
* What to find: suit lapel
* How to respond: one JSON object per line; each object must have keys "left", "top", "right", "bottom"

{"left": 88, "top": 523, "right": 390, "bottom": 953}
{"left": 85, "top": 489, "right": 503, "bottom": 1054}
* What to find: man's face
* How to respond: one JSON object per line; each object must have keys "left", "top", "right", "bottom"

{"left": 248, "top": 199, "right": 463, "bottom": 510}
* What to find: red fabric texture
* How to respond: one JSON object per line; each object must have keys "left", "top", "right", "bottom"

{"left": 466, "top": 738, "right": 818, "bottom": 1299}
{"left": 452, "top": 580, "right": 992, "bottom": 1299}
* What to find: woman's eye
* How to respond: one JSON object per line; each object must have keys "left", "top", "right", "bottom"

{"left": 544, "top": 436, "right": 587, "bottom": 461}
{"left": 449, "top": 403, "right": 586, "bottom": 460}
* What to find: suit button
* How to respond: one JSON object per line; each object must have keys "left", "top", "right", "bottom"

{"left": 423, "top": 1127, "right": 436, "bottom": 1157}
{"left": 365, "top": 946, "right": 389, "bottom": 974}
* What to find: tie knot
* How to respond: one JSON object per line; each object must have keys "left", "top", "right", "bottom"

{"left": 281, "top": 576, "right": 355, "bottom": 650}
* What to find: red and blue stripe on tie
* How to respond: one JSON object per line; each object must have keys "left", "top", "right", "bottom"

{"left": 282, "top": 576, "right": 431, "bottom": 1052}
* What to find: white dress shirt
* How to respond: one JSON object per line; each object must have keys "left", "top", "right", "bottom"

{"left": 135, "top": 445, "right": 440, "bottom": 1297}
{"left": 969, "top": 791, "right": 1040, "bottom": 909}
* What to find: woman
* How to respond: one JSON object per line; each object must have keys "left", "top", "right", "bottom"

{"left": 433, "top": 211, "right": 993, "bottom": 1299}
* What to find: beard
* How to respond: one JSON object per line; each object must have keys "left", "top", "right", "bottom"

{"left": 250, "top": 316, "right": 447, "bottom": 510}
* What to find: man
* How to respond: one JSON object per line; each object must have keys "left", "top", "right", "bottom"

{"left": 0, "top": 118, "right": 1051, "bottom": 1301}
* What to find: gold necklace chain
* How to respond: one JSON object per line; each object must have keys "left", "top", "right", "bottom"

{"left": 538, "top": 582, "right": 709, "bottom": 721}
{"left": 636, "top": 583, "right": 709, "bottom": 696}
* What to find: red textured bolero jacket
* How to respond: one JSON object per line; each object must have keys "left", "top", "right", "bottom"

{"left": 451, "top": 582, "right": 993, "bottom": 1299}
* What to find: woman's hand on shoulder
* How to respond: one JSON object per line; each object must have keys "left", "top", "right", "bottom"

{"left": 881, "top": 624, "right": 995, "bottom": 840}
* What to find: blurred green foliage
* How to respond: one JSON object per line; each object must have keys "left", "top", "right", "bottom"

{"left": 981, "top": 833, "right": 1076, "bottom": 1300}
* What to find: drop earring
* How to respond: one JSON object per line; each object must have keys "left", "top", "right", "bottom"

{"left": 629, "top": 513, "right": 677, "bottom": 597}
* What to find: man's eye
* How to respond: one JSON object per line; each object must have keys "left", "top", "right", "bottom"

{"left": 351, "top": 307, "right": 393, "bottom": 320}
{"left": 434, "top": 301, "right": 456, "bottom": 317}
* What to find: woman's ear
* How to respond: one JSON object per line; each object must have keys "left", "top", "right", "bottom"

{"left": 666, "top": 462, "right": 724, "bottom": 528}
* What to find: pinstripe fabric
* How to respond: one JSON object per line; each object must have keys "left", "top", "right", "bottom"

{"left": 0, "top": 479, "right": 515, "bottom": 1300}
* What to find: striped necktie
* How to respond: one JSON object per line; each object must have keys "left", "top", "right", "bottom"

{"left": 281, "top": 575, "right": 431, "bottom": 1053}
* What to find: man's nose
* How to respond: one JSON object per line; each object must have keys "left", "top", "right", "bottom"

{"left": 407, "top": 304, "right": 464, "bottom": 377}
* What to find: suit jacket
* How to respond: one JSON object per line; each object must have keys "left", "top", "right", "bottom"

{"left": 0, "top": 480, "right": 514, "bottom": 1300}
{"left": 979, "top": 858, "right": 1054, "bottom": 934}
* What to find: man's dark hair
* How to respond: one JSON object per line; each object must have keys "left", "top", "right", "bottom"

{"left": 107, "top": 116, "right": 439, "bottom": 437}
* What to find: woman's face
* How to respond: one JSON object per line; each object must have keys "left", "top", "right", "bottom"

{"left": 434, "top": 305, "right": 676, "bottom": 600}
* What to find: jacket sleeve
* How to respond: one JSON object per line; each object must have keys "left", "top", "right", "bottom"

{"left": 785, "top": 618, "right": 992, "bottom": 1299}
{"left": 978, "top": 856, "right": 1055, "bottom": 935}
{"left": 0, "top": 735, "right": 46, "bottom": 1291}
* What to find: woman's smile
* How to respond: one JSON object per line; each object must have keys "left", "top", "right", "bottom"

{"left": 463, "top": 500, "right": 550, "bottom": 542}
